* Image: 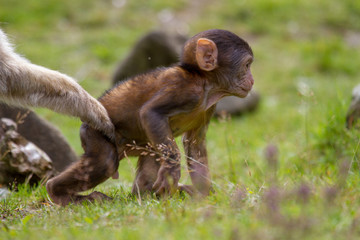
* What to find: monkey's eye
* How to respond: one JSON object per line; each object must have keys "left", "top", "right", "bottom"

{"left": 245, "top": 58, "right": 253, "bottom": 70}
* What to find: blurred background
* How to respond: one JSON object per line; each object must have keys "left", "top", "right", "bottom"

{"left": 0, "top": 0, "right": 359, "bottom": 186}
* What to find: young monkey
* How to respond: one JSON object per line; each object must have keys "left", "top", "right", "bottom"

{"left": 0, "top": 29, "right": 114, "bottom": 138}
{"left": 46, "top": 29, "right": 255, "bottom": 206}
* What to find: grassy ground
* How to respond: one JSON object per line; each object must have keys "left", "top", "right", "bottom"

{"left": 1, "top": 0, "right": 360, "bottom": 239}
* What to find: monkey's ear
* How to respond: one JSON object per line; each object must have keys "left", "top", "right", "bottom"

{"left": 196, "top": 38, "right": 218, "bottom": 71}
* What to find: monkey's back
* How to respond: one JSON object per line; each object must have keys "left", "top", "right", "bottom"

{"left": 99, "top": 66, "right": 206, "bottom": 141}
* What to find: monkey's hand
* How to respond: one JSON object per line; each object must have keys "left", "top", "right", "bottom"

{"left": 153, "top": 158, "right": 181, "bottom": 195}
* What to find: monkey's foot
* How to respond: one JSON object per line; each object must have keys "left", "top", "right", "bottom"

{"left": 73, "top": 191, "right": 113, "bottom": 204}
{"left": 178, "top": 184, "right": 195, "bottom": 196}
{"left": 47, "top": 191, "right": 112, "bottom": 206}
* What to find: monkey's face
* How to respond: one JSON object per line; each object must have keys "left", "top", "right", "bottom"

{"left": 183, "top": 30, "right": 255, "bottom": 98}
{"left": 226, "top": 54, "right": 254, "bottom": 98}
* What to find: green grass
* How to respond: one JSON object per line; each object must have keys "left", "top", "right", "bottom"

{"left": 1, "top": 0, "right": 360, "bottom": 239}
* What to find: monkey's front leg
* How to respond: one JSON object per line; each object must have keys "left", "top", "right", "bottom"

{"left": 152, "top": 145, "right": 181, "bottom": 195}
{"left": 132, "top": 154, "right": 195, "bottom": 196}
{"left": 140, "top": 107, "right": 181, "bottom": 195}
{"left": 183, "top": 129, "right": 212, "bottom": 196}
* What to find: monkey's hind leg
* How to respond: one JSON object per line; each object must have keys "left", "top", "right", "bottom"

{"left": 131, "top": 155, "right": 195, "bottom": 197}
{"left": 132, "top": 155, "right": 160, "bottom": 196}
{"left": 46, "top": 125, "right": 118, "bottom": 206}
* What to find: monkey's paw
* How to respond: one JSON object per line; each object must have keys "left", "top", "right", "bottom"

{"left": 152, "top": 164, "right": 180, "bottom": 196}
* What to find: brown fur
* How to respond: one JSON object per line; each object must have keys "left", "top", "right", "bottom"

{"left": 0, "top": 28, "right": 114, "bottom": 138}
{"left": 112, "top": 31, "right": 260, "bottom": 117}
{"left": 46, "top": 29, "right": 254, "bottom": 206}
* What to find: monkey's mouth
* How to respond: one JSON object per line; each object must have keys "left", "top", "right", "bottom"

{"left": 239, "top": 85, "right": 252, "bottom": 95}
{"left": 234, "top": 90, "right": 249, "bottom": 98}
{"left": 231, "top": 85, "right": 251, "bottom": 98}
{"left": 240, "top": 86, "right": 252, "bottom": 92}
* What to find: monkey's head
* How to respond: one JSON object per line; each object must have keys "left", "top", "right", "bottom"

{"left": 181, "top": 29, "right": 254, "bottom": 98}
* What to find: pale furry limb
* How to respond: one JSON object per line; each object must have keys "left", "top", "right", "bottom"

{"left": 0, "top": 29, "right": 114, "bottom": 139}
